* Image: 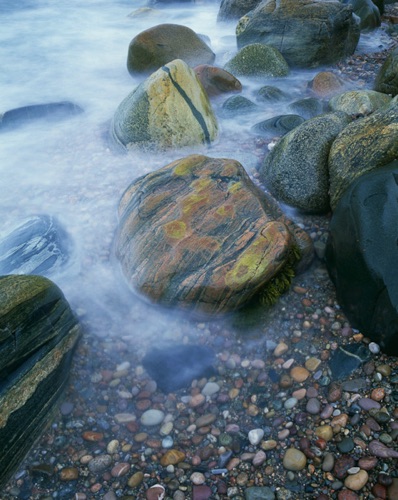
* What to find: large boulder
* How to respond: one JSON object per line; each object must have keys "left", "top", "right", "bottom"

{"left": 325, "top": 161, "right": 398, "bottom": 355}
{"left": 259, "top": 112, "right": 351, "bottom": 213}
{"left": 328, "top": 96, "right": 398, "bottom": 210}
{"left": 0, "top": 274, "right": 80, "bottom": 486}
{"left": 374, "top": 46, "right": 398, "bottom": 97}
{"left": 236, "top": 0, "right": 360, "bottom": 68}
{"left": 110, "top": 59, "right": 218, "bottom": 152}
{"left": 328, "top": 90, "right": 392, "bottom": 116}
{"left": 224, "top": 43, "right": 289, "bottom": 78}
{"left": 0, "top": 215, "right": 73, "bottom": 277}
{"left": 115, "top": 154, "right": 312, "bottom": 315}
{"left": 217, "top": 0, "right": 262, "bottom": 21}
{"left": 127, "top": 24, "right": 215, "bottom": 76}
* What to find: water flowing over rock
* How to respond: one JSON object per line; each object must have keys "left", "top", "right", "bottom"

{"left": 236, "top": 0, "right": 360, "bottom": 68}
{"left": 0, "top": 215, "right": 73, "bottom": 277}
{"left": 194, "top": 64, "right": 242, "bottom": 97}
{"left": 127, "top": 23, "right": 215, "bottom": 76}
{"left": 343, "top": 0, "right": 381, "bottom": 30}
{"left": 0, "top": 101, "right": 83, "bottom": 132}
{"left": 328, "top": 96, "right": 398, "bottom": 210}
{"left": 110, "top": 59, "right": 218, "bottom": 152}
{"left": 217, "top": 0, "right": 262, "bottom": 21}
{"left": 374, "top": 45, "right": 398, "bottom": 96}
{"left": 325, "top": 161, "right": 398, "bottom": 355}
{"left": 115, "top": 154, "right": 312, "bottom": 315}
{"left": 224, "top": 43, "right": 289, "bottom": 78}
{"left": 0, "top": 275, "right": 80, "bottom": 487}
{"left": 259, "top": 112, "right": 352, "bottom": 214}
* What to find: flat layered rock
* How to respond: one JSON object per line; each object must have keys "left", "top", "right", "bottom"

{"left": 0, "top": 275, "right": 80, "bottom": 487}
{"left": 115, "top": 154, "right": 309, "bottom": 315}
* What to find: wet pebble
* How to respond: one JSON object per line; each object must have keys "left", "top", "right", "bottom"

{"left": 248, "top": 428, "right": 264, "bottom": 445}
{"left": 306, "top": 397, "right": 321, "bottom": 414}
{"left": 344, "top": 470, "right": 368, "bottom": 491}
{"left": 283, "top": 448, "right": 307, "bottom": 471}
{"left": 141, "top": 409, "right": 165, "bottom": 426}
{"left": 88, "top": 455, "right": 112, "bottom": 475}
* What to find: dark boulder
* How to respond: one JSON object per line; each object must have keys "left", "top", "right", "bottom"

{"left": 325, "top": 161, "right": 398, "bottom": 355}
{"left": 374, "top": 46, "right": 398, "bottom": 97}
{"left": 217, "top": 0, "right": 262, "bottom": 21}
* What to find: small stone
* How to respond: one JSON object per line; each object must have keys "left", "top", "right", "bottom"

{"left": 190, "top": 394, "right": 206, "bottom": 407}
{"left": 128, "top": 471, "right": 144, "bottom": 488}
{"left": 306, "top": 397, "right": 321, "bottom": 414}
{"left": 146, "top": 484, "right": 165, "bottom": 500}
{"left": 334, "top": 455, "right": 356, "bottom": 480}
{"left": 114, "top": 413, "right": 136, "bottom": 424}
{"left": 357, "top": 456, "right": 377, "bottom": 470}
{"left": 376, "top": 364, "right": 392, "bottom": 377}
{"left": 141, "top": 409, "right": 165, "bottom": 426}
{"left": 245, "top": 486, "right": 276, "bottom": 499}
{"left": 315, "top": 425, "right": 333, "bottom": 441}
{"left": 305, "top": 357, "right": 321, "bottom": 372}
{"left": 160, "top": 449, "right": 186, "bottom": 466}
{"left": 248, "top": 428, "right": 264, "bottom": 445}
{"left": 290, "top": 366, "right": 310, "bottom": 382}
{"left": 88, "top": 455, "right": 113, "bottom": 475}
{"left": 284, "top": 397, "right": 298, "bottom": 410}
{"left": 261, "top": 439, "right": 277, "bottom": 451}
{"left": 59, "top": 467, "right": 79, "bottom": 481}
{"left": 190, "top": 471, "right": 206, "bottom": 485}
{"left": 252, "top": 450, "right": 267, "bottom": 466}
{"left": 274, "top": 342, "right": 289, "bottom": 356}
{"left": 107, "top": 439, "right": 119, "bottom": 454}
{"left": 282, "top": 448, "right": 307, "bottom": 471}
{"left": 82, "top": 431, "right": 103, "bottom": 442}
{"left": 111, "top": 462, "right": 130, "bottom": 477}
{"left": 338, "top": 437, "right": 355, "bottom": 453}
{"left": 201, "top": 382, "right": 220, "bottom": 396}
{"left": 292, "top": 388, "right": 306, "bottom": 400}
{"left": 344, "top": 470, "right": 369, "bottom": 491}
{"left": 192, "top": 484, "right": 212, "bottom": 500}
{"left": 368, "top": 342, "right": 380, "bottom": 354}
{"left": 368, "top": 440, "right": 398, "bottom": 458}
{"left": 370, "top": 388, "right": 385, "bottom": 401}
{"left": 195, "top": 413, "right": 216, "bottom": 428}
{"left": 358, "top": 398, "right": 381, "bottom": 411}
{"left": 322, "top": 452, "right": 335, "bottom": 472}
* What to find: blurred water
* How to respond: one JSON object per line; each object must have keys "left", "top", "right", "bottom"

{"left": 0, "top": 0, "right": 386, "bottom": 342}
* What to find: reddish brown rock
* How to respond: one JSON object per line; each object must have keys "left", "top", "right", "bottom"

{"left": 116, "top": 155, "right": 310, "bottom": 315}
{"left": 160, "top": 449, "right": 186, "bottom": 466}
{"left": 334, "top": 455, "right": 356, "bottom": 479}
{"left": 194, "top": 64, "right": 242, "bottom": 97}
{"left": 308, "top": 71, "right": 345, "bottom": 98}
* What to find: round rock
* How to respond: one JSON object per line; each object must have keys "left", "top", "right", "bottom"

{"left": 282, "top": 448, "right": 307, "bottom": 471}
{"left": 140, "top": 409, "right": 165, "bottom": 426}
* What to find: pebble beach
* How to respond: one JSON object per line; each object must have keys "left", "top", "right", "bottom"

{"left": 2, "top": 3, "right": 398, "bottom": 500}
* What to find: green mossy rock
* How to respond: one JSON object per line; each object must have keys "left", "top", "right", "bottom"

{"left": 259, "top": 112, "right": 352, "bottom": 214}
{"left": 116, "top": 155, "right": 312, "bottom": 315}
{"left": 328, "top": 96, "right": 398, "bottom": 210}
{"left": 224, "top": 43, "right": 289, "bottom": 78}
{"left": 236, "top": 0, "right": 360, "bottom": 68}
{"left": 0, "top": 275, "right": 80, "bottom": 487}
{"left": 110, "top": 59, "right": 218, "bottom": 152}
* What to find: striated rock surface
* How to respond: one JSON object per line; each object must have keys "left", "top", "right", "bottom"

{"left": 0, "top": 274, "right": 80, "bottom": 487}
{"left": 236, "top": 0, "right": 360, "bottom": 68}
{"left": 259, "top": 112, "right": 351, "bottom": 214}
{"left": 328, "top": 96, "right": 398, "bottom": 210}
{"left": 110, "top": 59, "right": 218, "bottom": 152}
{"left": 115, "top": 154, "right": 312, "bottom": 315}
{"left": 325, "top": 161, "right": 398, "bottom": 356}
{"left": 127, "top": 23, "right": 215, "bottom": 76}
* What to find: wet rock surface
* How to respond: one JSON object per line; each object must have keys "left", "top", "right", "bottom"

{"left": 0, "top": 275, "right": 80, "bottom": 487}
{"left": 116, "top": 154, "right": 304, "bottom": 314}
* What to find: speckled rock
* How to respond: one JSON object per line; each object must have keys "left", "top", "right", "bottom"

{"left": 328, "top": 96, "right": 398, "bottom": 210}
{"left": 110, "top": 59, "right": 218, "bottom": 152}
{"left": 236, "top": 0, "right": 360, "bottom": 68}
{"left": 328, "top": 90, "right": 391, "bottom": 116}
{"left": 0, "top": 275, "right": 80, "bottom": 487}
{"left": 127, "top": 24, "right": 215, "bottom": 76}
{"left": 224, "top": 43, "right": 289, "bottom": 78}
{"left": 259, "top": 111, "right": 351, "bottom": 214}
{"left": 116, "top": 154, "right": 312, "bottom": 315}
{"left": 374, "top": 45, "right": 398, "bottom": 96}
{"left": 308, "top": 71, "right": 345, "bottom": 98}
